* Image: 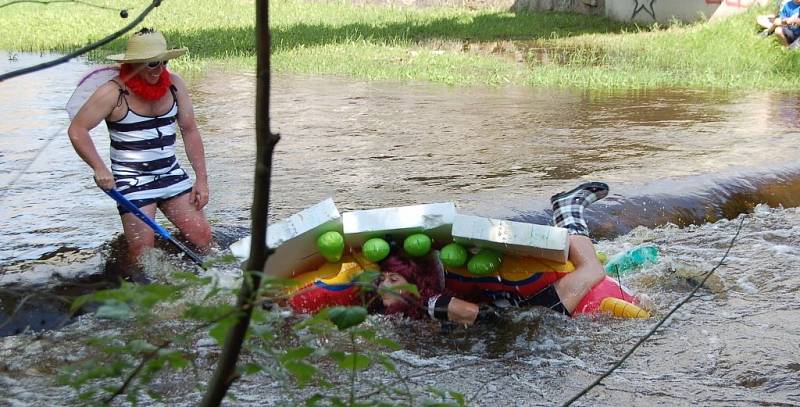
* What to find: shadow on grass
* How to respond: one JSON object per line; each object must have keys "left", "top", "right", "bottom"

{"left": 152, "top": 11, "right": 634, "bottom": 59}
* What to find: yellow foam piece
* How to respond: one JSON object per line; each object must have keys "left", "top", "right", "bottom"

{"left": 318, "top": 262, "right": 363, "bottom": 285}
{"left": 287, "top": 251, "right": 374, "bottom": 294}
{"left": 350, "top": 250, "right": 379, "bottom": 272}
{"left": 446, "top": 254, "right": 575, "bottom": 281}
{"left": 286, "top": 261, "right": 344, "bottom": 294}
{"left": 599, "top": 297, "right": 651, "bottom": 319}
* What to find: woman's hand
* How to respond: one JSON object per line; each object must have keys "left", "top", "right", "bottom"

{"left": 190, "top": 180, "right": 209, "bottom": 210}
{"left": 93, "top": 167, "right": 115, "bottom": 190}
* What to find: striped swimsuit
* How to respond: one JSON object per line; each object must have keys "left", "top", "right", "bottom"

{"left": 106, "top": 83, "right": 193, "bottom": 214}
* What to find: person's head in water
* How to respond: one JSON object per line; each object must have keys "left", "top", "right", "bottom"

{"left": 107, "top": 28, "right": 187, "bottom": 99}
{"left": 378, "top": 255, "right": 442, "bottom": 319}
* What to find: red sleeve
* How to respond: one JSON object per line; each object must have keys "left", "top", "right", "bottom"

{"left": 288, "top": 282, "right": 361, "bottom": 314}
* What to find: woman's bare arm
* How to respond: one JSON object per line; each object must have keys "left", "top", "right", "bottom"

{"left": 171, "top": 73, "right": 209, "bottom": 209}
{"left": 67, "top": 82, "right": 119, "bottom": 190}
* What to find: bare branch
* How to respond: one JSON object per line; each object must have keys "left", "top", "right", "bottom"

{"left": 0, "top": 0, "right": 162, "bottom": 82}
{"left": 102, "top": 341, "right": 170, "bottom": 403}
{"left": 199, "top": 0, "right": 278, "bottom": 404}
{"left": 0, "top": 0, "right": 122, "bottom": 11}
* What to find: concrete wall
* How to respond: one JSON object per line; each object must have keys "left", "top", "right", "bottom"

{"left": 606, "top": 0, "right": 714, "bottom": 24}
{"left": 342, "top": 0, "right": 769, "bottom": 23}
{"left": 605, "top": 0, "right": 767, "bottom": 25}
{"left": 511, "top": 0, "right": 604, "bottom": 15}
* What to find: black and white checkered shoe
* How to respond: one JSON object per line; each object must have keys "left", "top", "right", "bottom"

{"left": 550, "top": 182, "right": 609, "bottom": 236}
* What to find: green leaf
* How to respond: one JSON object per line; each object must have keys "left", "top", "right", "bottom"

{"left": 142, "top": 358, "right": 167, "bottom": 382}
{"left": 250, "top": 307, "right": 267, "bottom": 323}
{"left": 170, "top": 271, "right": 201, "bottom": 282}
{"left": 129, "top": 339, "right": 156, "bottom": 353}
{"left": 183, "top": 303, "right": 236, "bottom": 322}
{"left": 280, "top": 346, "right": 315, "bottom": 363}
{"left": 147, "top": 389, "right": 164, "bottom": 402}
{"left": 304, "top": 394, "right": 324, "bottom": 406}
{"left": 352, "top": 327, "right": 376, "bottom": 340}
{"left": 239, "top": 362, "right": 262, "bottom": 375}
{"left": 159, "top": 349, "right": 189, "bottom": 370}
{"left": 201, "top": 253, "right": 239, "bottom": 267}
{"left": 209, "top": 316, "right": 238, "bottom": 345}
{"left": 426, "top": 386, "right": 446, "bottom": 399}
{"left": 95, "top": 301, "right": 132, "bottom": 320}
{"left": 125, "top": 389, "right": 139, "bottom": 406}
{"left": 326, "top": 306, "right": 367, "bottom": 330}
{"left": 376, "top": 355, "right": 397, "bottom": 373}
{"left": 250, "top": 323, "right": 276, "bottom": 340}
{"left": 138, "top": 284, "right": 183, "bottom": 308}
{"left": 203, "top": 281, "right": 222, "bottom": 301}
{"left": 372, "top": 336, "right": 402, "bottom": 351}
{"left": 77, "top": 389, "right": 96, "bottom": 401}
{"left": 69, "top": 295, "right": 92, "bottom": 314}
{"left": 328, "top": 351, "right": 345, "bottom": 363}
{"left": 285, "top": 361, "right": 316, "bottom": 387}
{"left": 258, "top": 275, "right": 300, "bottom": 289}
{"left": 294, "top": 309, "right": 337, "bottom": 331}
{"left": 334, "top": 352, "right": 371, "bottom": 371}
{"left": 70, "top": 285, "right": 135, "bottom": 313}
{"left": 353, "top": 270, "right": 381, "bottom": 285}
{"left": 448, "top": 391, "right": 466, "bottom": 407}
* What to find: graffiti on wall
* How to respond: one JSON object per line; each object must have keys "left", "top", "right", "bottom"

{"left": 705, "top": 0, "right": 760, "bottom": 6}
{"left": 631, "top": 0, "right": 657, "bottom": 19}
{"left": 632, "top": 0, "right": 759, "bottom": 20}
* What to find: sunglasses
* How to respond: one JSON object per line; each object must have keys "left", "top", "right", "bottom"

{"left": 145, "top": 60, "right": 168, "bottom": 69}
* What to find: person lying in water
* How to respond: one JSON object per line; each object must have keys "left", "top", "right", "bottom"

{"left": 377, "top": 182, "right": 613, "bottom": 326}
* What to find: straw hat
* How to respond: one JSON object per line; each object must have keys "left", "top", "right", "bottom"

{"left": 106, "top": 29, "right": 187, "bottom": 63}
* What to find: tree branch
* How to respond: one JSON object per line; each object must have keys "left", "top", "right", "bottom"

{"left": 0, "top": 0, "right": 122, "bottom": 11}
{"left": 0, "top": 0, "right": 162, "bottom": 82}
{"left": 199, "top": 0, "right": 278, "bottom": 404}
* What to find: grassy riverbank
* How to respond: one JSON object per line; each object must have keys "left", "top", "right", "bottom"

{"left": 0, "top": 0, "right": 795, "bottom": 89}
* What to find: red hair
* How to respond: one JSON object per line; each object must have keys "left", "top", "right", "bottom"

{"left": 381, "top": 255, "right": 443, "bottom": 319}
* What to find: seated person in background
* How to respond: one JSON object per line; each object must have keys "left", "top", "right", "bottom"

{"left": 756, "top": 0, "right": 786, "bottom": 32}
{"left": 758, "top": 0, "right": 800, "bottom": 49}
{"left": 756, "top": 0, "right": 792, "bottom": 30}
{"left": 378, "top": 182, "right": 613, "bottom": 326}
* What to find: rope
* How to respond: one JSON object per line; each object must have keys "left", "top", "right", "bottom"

{"left": 0, "top": 0, "right": 163, "bottom": 197}
{"left": 0, "top": 124, "right": 66, "bottom": 201}
{"left": 0, "top": 0, "right": 162, "bottom": 82}
{"left": 559, "top": 215, "right": 747, "bottom": 407}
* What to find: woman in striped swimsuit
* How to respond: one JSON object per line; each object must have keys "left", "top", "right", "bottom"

{"left": 68, "top": 29, "right": 212, "bottom": 264}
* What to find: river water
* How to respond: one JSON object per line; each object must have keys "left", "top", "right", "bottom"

{"left": 1, "top": 53, "right": 799, "bottom": 405}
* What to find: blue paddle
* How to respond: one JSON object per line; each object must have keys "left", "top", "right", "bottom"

{"left": 105, "top": 189, "right": 205, "bottom": 267}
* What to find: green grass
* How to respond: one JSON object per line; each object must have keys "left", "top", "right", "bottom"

{"left": 1, "top": 0, "right": 798, "bottom": 89}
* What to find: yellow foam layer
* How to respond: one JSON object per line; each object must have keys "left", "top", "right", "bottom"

{"left": 286, "top": 251, "right": 377, "bottom": 293}
{"left": 599, "top": 297, "right": 650, "bottom": 319}
{"left": 446, "top": 254, "right": 575, "bottom": 280}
